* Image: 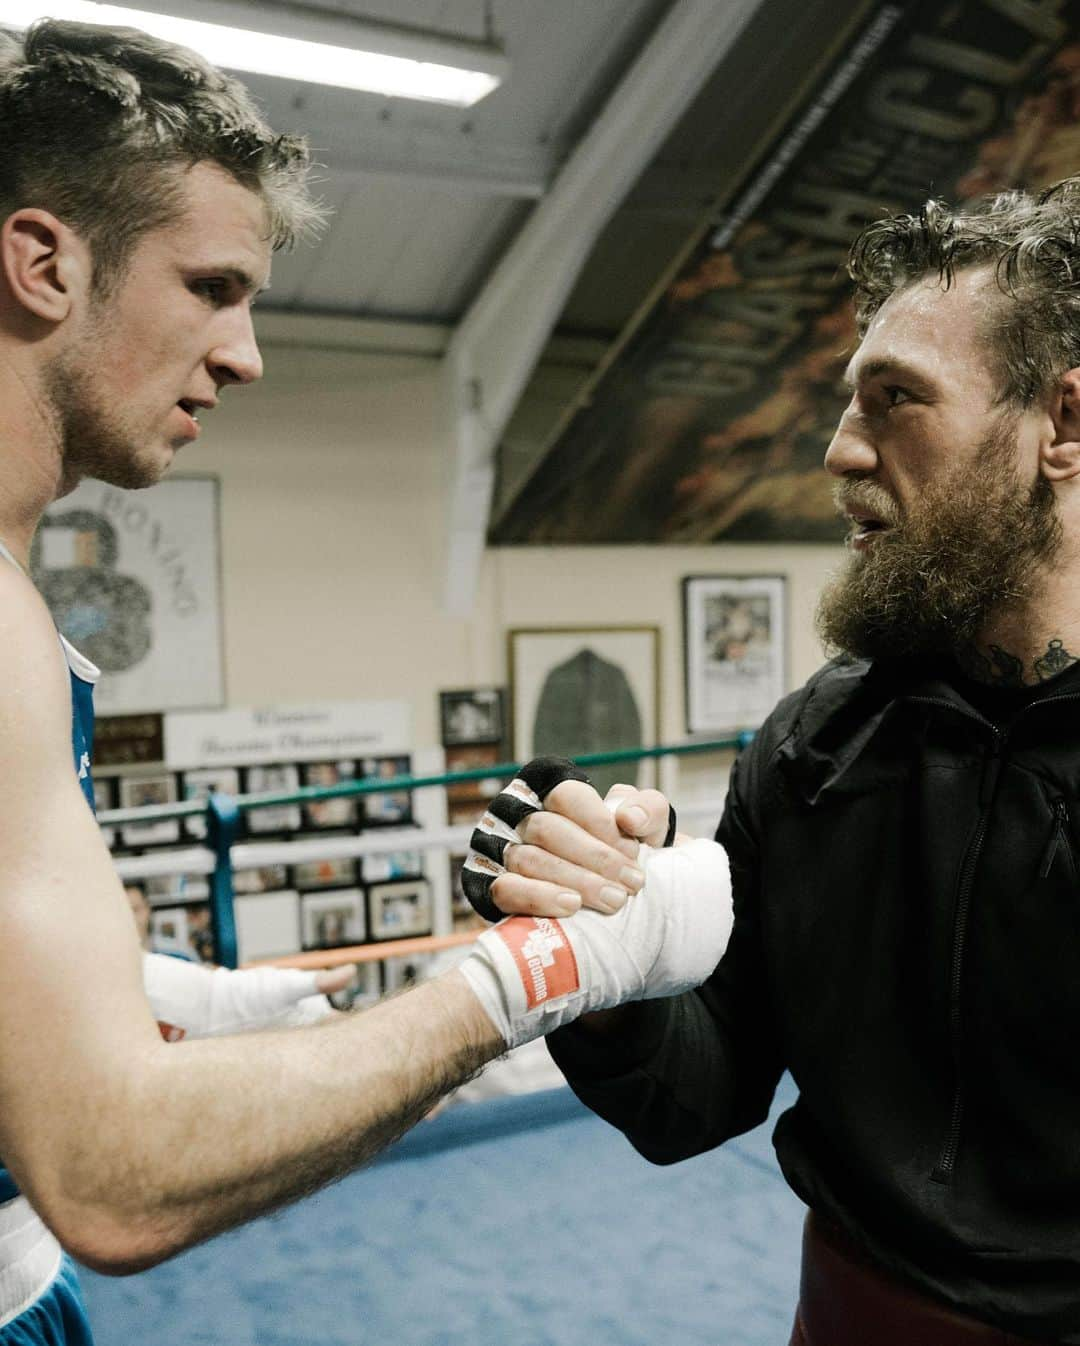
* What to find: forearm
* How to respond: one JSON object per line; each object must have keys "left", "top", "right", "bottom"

{"left": 548, "top": 985, "right": 780, "bottom": 1165}
{"left": 31, "top": 971, "right": 501, "bottom": 1271}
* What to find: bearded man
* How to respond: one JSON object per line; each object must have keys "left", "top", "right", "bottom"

{"left": 472, "top": 179, "right": 1080, "bottom": 1345}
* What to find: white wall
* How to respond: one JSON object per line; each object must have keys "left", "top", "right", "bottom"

{"left": 179, "top": 339, "right": 844, "bottom": 816}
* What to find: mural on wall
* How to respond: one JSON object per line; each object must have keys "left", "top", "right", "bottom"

{"left": 32, "top": 476, "right": 224, "bottom": 714}
{"left": 492, "top": 0, "right": 1080, "bottom": 545}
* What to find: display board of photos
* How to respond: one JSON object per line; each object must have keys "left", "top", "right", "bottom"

{"left": 98, "top": 750, "right": 432, "bottom": 971}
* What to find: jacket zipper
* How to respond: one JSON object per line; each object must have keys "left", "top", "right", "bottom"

{"left": 928, "top": 732, "right": 1003, "bottom": 1183}
{"left": 1039, "top": 797, "right": 1077, "bottom": 880}
{"left": 907, "top": 689, "right": 1080, "bottom": 1184}
{"left": 902, "top": 696, "right": 1002, "bottom": 1187}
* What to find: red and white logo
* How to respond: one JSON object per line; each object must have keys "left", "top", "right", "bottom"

{"left": 497, "top": 916, "right": 580, "bottom": 1010}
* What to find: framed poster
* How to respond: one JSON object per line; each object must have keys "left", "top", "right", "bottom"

{"left": 683, "top": 575, "right": 787, "bottom": 735}
{"left": 119, "top": 771, "right": 180, "bottom": 847}
{"left": 32, "top": 476, "right": 224, "bottom": 714}
{"left": 508, "top": 626, "right": 660, "bottom": 795}
{"left": 244, "top": 764, "right": 302, "bottom": 834}
{"left": 302, "top": 760, "right": 358, "bottom": 830}
{"left": 359, "top": 756, "right": 412, "bottom": 826}
{"left": 301, "top": 890, "right": 365, "bottom": 950}
{"left": 439, "top": 688, "right": 505, "bottom": 746}
{"left": 368, "top": 879, "right": 432, "bottom": 940}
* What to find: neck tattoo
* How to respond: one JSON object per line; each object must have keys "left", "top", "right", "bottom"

{"left": 956, "top": 638, "right": 1079, "bottom": 688}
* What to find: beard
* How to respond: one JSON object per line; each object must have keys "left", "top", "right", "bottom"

{"left": 43, "top": 319, "right": 164, "bottom": 494}
{"left": 816, "top": 419, "right": 1064, "bottom": 663}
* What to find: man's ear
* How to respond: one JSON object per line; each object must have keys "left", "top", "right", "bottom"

{"left": 1043, "top": 368, "right": 1080, "bottom": 482}
{"left": 0, "top": 209, "right": 90, "bottom": 324}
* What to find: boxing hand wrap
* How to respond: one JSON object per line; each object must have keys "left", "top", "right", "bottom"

{"left": 463, "top": 756, "right": 591, "bottom": 922}
{"left": 459, "top": 836, "right": 733, "bottom": 1049}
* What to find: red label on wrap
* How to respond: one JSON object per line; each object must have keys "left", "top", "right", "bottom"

{"left": 496, "top": 917, "right": 580, "bottom": 1010}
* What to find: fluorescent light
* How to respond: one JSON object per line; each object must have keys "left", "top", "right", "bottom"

{"left": 3, "top": 1, "right": 507, "bottom": 106}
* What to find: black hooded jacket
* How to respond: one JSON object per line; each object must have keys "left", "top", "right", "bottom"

{"left": 548, "top": 656, "right": 1080, "bottom": 1343}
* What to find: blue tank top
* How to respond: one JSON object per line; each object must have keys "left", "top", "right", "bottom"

{"left": 0, "top": 542, "right": 100, "bottom": 1204}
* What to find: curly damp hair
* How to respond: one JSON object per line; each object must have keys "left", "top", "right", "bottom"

{"left": 848, "top": 176, "right": 1080, "bottom": 407}
{"left": 0, "top": 18, "right": 326, "bottom": 295}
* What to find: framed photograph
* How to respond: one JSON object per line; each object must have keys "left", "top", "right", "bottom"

{"left": 359, "top": 849, "right": 423, "bottom": 883}
{"left": 244, "top": 763, "right": 302, "bottom": 834}
{"left": 301, "top": 889, "right": 365, "bottom": 950}
{"left": 149, "top": 901, "right": 214, "bottom": 963}
{"left": 32, "top": 476, "right": 224, "bottom": 714}
{"left": 509, "top": 626, "right": 660, "bottom": 795}
{"left": 444, "top": 742, "right": 505, "bottom": 803}
{"left": 233, "top": 864, "right": 289, "bottom": 896}
{"left": 119, "top": 771, "right": 181, "bottom": 846}
{"left": 382, "top": 952, "right": 433, "bottom": 993}
{"left": 302, "top": 760, "right": 358, "bottom": 830}
{"left": 359, "top": 756, "right": 412, "bottom": 826}
{"left": 439, "top": 687, "right": 505, "bottom": 746}
{"left": 181, "top": 765, "right": 240, "bottom": 840}
{"left": 234, "top": 889, "right": 300, "bottom": 962}
{"left": 683, "top": 575, "right": 787, "bottom": 735}
{"left": 292, "top": 855, "right": 357, "bottom": 892}
{"left": 368, "top": 879, "right": 432, "bottom": 941}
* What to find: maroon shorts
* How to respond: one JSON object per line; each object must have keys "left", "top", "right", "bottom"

{"left": 789, "top": 1213, "right": 1043, "bottom": 1346}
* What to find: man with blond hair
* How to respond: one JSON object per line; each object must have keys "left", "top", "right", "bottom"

{"left": 0, "top": 19, "right": 728, "bottom": 1343}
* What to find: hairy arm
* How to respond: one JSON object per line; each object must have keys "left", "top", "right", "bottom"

{"left": 0, "top": 569, "right": 501, "bottom": 1274}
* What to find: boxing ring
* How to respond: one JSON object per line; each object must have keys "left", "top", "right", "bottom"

{"left": 82, "top": 734, "right": 807, "bottom": 1346}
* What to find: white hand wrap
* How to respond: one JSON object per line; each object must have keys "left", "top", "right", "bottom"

{"left": 459, "top": 837, "right": 733, "bottom": 1049}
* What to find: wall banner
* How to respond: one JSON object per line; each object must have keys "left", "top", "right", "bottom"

{"left": 492, "top": 0, "right": 1080, "bottom": 544}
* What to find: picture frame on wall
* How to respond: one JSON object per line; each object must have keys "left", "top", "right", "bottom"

{"left": 439, "top": 688, "right": 505, "bottom": 746}
{"left": 682, "top": 575, "right": 787, "bottom": 736}
{"left": 508, "top": 626, "right": 660, "bottom": 795}
{"left": 119, "top": 771, "right": 181, "bottom": 847}
{"left": 244, "top": 763, "right": 302, "bottom": 834}
{"left": 301, "top": 889, "right": 365, "bottom": 950}
{"left": 359, "top": 756, "right": 413, "bottom": 826}
{"left": 302, "top": 760, "right": 358, "bottom": 830}
{"left": 32, "top": 475, "right": 225, "bottom": 715}
{"left": 368, "top": 878, "right": 432, "bottom": 941}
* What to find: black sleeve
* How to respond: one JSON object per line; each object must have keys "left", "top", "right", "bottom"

{"left": 546, "top": 745, "right": 786, "bottom": 1165}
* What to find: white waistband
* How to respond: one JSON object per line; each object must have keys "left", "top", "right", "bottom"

{"left": 0, "top": 1197, "right": 63, "bottom": 1328}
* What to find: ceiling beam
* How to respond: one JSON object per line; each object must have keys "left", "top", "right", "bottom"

{"left": 441, "top": 0, "right": 768, "bottom": 616}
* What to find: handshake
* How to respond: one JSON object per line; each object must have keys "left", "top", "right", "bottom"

{"left": 457, "top": 758, "right": 734, "bottom": 1050}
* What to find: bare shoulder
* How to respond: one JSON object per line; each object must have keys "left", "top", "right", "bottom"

{"left": 0, "top": 562, "right": 75, "bottom": 778}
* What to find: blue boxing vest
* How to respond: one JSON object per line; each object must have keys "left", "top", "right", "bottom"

{"left": 0, "top": 541, "right": 100, "bottom": 1203}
